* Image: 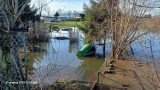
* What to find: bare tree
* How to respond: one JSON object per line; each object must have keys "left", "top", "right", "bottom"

{"left": 66, "top": 10, "right": 72, "bottom": 18}
{"left": 35, "top": 0, "right": 48, "bottom": 16}
{"left": 44, "top": 5, "right": 51, "bottom": 16}
{"left": 0, "top": 0, "right": 30, "bottom": 31}
{"left": 109, "top": 0, "right": 151, "bottom": 59}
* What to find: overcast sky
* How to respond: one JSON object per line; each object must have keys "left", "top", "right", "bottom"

{"left": 31, "top": 0, "right": 89, "bottom": 14}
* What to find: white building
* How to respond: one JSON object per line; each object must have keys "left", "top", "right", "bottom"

{"left": 41, "top": 16, "right": 69, "bottom": 22}
{"left": 40, "top": 16, "right": 54, "bottom": 22}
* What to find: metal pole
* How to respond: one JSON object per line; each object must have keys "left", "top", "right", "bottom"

{"left": 22, "top": 32, "right": 29, "bottom": 90}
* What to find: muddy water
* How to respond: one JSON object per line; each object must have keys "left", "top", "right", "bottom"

{"left": 29, "top": 29, "right": 160, "bottom": 86}
{"left": 29, "top": 28, "right": 105, "bottom": 85}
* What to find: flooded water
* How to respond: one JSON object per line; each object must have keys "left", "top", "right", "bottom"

{"left": 131, "top": 32, "right": 160, "bottom": 62}
{"left": 1, "top": 27, "right": 160, "bottom": 88}
{"left": 30, "top": 28, "right": 105, "bottom": 85}
{"left": 29, "top": 29, "right": 160, "bottom": 86}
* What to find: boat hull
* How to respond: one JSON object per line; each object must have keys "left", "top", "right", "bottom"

{"left": 76, "top": 44, "right": 96, "bottom": 57}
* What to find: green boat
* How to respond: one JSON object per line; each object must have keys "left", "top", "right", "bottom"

{"left": 76, "top": 44, "right": 96, "bottom": 57}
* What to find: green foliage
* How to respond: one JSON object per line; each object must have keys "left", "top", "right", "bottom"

{"left": 0, "top": 33, "right": 10, "bottom": 61}
{"left": 79, "top": 0, "right": 110, "bottom": 43}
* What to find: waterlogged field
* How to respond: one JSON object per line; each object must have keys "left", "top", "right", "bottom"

{"left": 44, "top": 21, "right": 83, "bottom": 28}
{"left": 29, "top": 28, "right": 105, "bottom": 86}
{"left": 26, "top": 29, "right": 160, "bottom": 87}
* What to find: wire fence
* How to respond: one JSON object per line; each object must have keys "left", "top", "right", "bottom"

{"left": 0, "top": 32, "right": 27, "bottom": 90}
{"left": 0, "top": 25, "right": 77, "bottom": 90}
{"left": 30, "top": 63, "right": 82, "bottom": 89}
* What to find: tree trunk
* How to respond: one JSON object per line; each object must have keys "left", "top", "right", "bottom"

{"left": 130, "top": 45, "right": 134, "bottom": 56}
{"left": 103, "top": 38, "right": 106, "bottom": 57}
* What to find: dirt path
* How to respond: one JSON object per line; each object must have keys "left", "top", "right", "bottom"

{"left": 98, "top": 58, "right": 160, "bottom": 90}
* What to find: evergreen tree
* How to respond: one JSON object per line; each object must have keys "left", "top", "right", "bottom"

{"left": 54, "top": 12, "right": 59, "bottom": 20}
{"left": 79, "top": 14, "right": 85, "bottom": 20}
{"left": 80, "top": 0, "right": 110, "bottom": 43}
{"left": 20, "top": 5, "right": 40, "bottom": 24}
{"left": 79, "top": 0, "right": 111, "bottom": 57}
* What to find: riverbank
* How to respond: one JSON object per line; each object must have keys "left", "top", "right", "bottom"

{"left": 98, "top": 57, "right": 160, "bottom": 90}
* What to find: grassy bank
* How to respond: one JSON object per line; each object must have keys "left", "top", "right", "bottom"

{"left": 44, "top": 21, "right": 83, "bottom": 28}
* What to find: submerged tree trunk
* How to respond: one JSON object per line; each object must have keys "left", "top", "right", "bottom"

{"left": 103, "top": 37, "right": 106, "bottom": 57}
{"left": 109, "top": 0, "right": 149, "bottom": 59}
{"left": 130, "top": 45, "right": 134, "bottom": 56}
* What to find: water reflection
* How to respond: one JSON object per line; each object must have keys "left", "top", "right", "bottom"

{"left": 77, "top": 57, "right": 104, "bottom": 82}
{"left": 132, "top": 32, "right": 160, "bottom": 60}
{"left": 68, "top": 40, "right": 79, "bottom": 53}
{"left": 31, "top": 28, "right": 104, "bottom": 85}
{"left": 31, "top": 64, "right": 82, "bottom": 87}
{"left": 28, "top": 29, "right": 160, "bottom": 87}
